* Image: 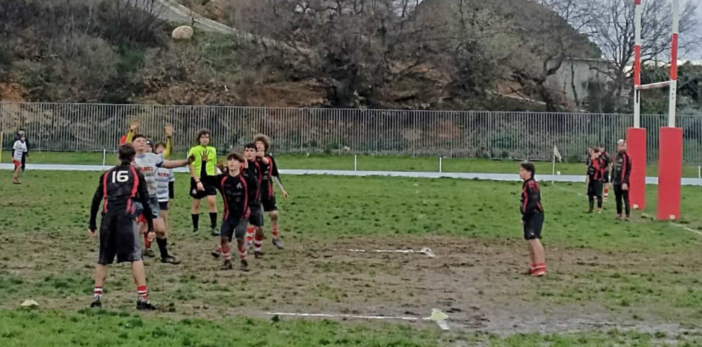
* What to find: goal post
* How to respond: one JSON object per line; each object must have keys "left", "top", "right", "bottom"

{"left": 630, "top": 0, "right": 682, "bottom": 220}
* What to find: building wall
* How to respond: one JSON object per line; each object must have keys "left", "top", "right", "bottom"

{"left": 547, "top": 59, "right": 611, "bottom": 104}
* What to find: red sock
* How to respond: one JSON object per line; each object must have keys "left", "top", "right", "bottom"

{"left": 272, "top": 225, "right": 280, "bottom": 239}
{"left": 137, "top": 285, "right": 148, "bottom": 300}
{"left": 238, "top": 243, "right": 247, "bottom": 260}
{"left": 221, "top": 242, "right": 232, "bottom": 260}
{"left": 144, "top": 233, "right": 151, "bottom": 249}
{"left": 246, "top": 227, "right": 255, "bottom": 243}
{"left": 93, "top": 286, "right": 103, "bottom": 298}
{"left": 254, "top": 233, "right": 264, "bottom": 253}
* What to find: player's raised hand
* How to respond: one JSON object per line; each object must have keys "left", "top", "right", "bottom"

{"left": 256, "top": 149, "right": 265, "bottom": 158}
{"left": 165, "top": 123, "right": 174, "bottom": 137}
{"left": 129, "top": 119, "right": 140, "bottom": 131}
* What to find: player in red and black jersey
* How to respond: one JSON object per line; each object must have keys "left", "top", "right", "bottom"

{"left": 254, "top": 134, "right": 289, "bottom": 252}
{"left": 211, "top": 144, "right": 264, "bottom": 259}
{"left": 243, "top": 143, "right": 264, "bottom": 253}
{"left": 213, "top": 152, "right": 258, "bottom": 271}
{"left": 611, "top": 140, "right": 632, "bottom": 221}
{"left": 598, "top": 144, "right": 612, "bottom": 201}
{"left": 519, "top": 162, "right": 546, "bottom": 277}
{"left": 586, "top": 148, "right": 605, "bottom": 214}
{"left": 87, "top": 144, "right": 157, "bottom": 310}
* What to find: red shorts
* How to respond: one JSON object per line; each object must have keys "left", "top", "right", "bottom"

{"left": 12, "top": 160, "right": 21, "bottom": 168}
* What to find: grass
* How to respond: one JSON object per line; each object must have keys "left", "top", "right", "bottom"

{"left": 6, "top": 151, "right": 702, "bottom": 177}
{"left": 3, "top": 171, "right": 702, "bottom": 345}
{"left": 2, "top": 310, "right": 701, "bottom": 347}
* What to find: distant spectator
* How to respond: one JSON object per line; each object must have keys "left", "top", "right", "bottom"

{"left": 14, "top": 128, "right": 29, "bottom": 172}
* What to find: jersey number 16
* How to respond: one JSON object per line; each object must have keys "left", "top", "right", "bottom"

{"left": 112, "top": 171, "right": 129, "bottom": 183}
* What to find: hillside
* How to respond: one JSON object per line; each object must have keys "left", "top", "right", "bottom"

{"left": 0, "top": 0, "right": 598, "bottom": 110}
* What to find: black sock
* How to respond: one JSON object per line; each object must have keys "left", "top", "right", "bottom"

{"left": 192, "top": 214, "right": 199, "bottom": 230}
{"left": 210, "top": 213, "right": 218, "bottom": 229}
{"left": 588, "top": 197, "right": 594, "bottom": 210}
{"left": 156, "top": 238, "right": 169, "bottom": 259}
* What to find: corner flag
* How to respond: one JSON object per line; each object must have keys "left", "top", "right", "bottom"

{"left": 553, "top": 146, "right": 562, "bottom": 162}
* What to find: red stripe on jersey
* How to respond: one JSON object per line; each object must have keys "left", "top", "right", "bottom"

{"left": 267, "top": 156, "right": 275, "bottom": 198}
{"left": 221, "top": 176, "right": 229, "bottom": 220}
{"left": 522, "top": 187, "right": 528, "bottom": 213}
{"left": 128, "top": 166, "right": 139, "bottom": 198}
{"left": 621, "top": 154, "right": 628, "bottom": 183}
{"left": 239, "top": 175, "right": 248, "bottom": 219}
{"left": 254, "top": 161, "right": 262, "bottom": 184}
{"left": 102, "top": 170, "right": 110, "bottom": 214}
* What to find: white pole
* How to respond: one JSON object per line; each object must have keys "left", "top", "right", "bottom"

{"left": 633, "top": 0, "right": 642, "bottom": 128}
{"left": 439, "top": 157, "right": 442, "bottom": 173}
{"left": 354, "top": 155, "right": 357, "bottom": 171}
{"left": 669, "top": 0, "right": 680, "bottom": 128}
{"left": 102, "top": 149, "right": 106, "bottom": 168}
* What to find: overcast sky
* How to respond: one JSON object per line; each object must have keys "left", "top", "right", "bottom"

{"left": 693, "top": 5, "right": 702, "bottom": 60}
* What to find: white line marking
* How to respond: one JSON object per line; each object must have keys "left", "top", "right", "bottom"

{"left": 345, "top": 247, "right": 435, "bottom": 258}
{"left": 670, "top": 223, "right": 702, "bottom": 236}
{"left": 5, "top": 164, "right": 702, "bottom": 185}
{"left": 266, "top": 309, "right": 450, "bottom": 330}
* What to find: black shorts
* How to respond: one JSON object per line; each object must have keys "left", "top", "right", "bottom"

{"left": 249, "top": 204, "right": 264, "bottom": 227}
{"left": 159, "top": 201, "right": 169, "bottom": 211}
{"left": 587, "top": 181, "right": 603, "bottom": 197}
{"left": 221, "top": 218, "right": 248, "bottom": 242}
{"left": 190, "top": 177, "right": 217, "bottom": 199}
{"left": 523, "top": 213, "right": 544, "bottom": 241}
{"left": 261, "top": 194, "right": 278, "bottom": 212}
{"left": 98, "top": 214, "right": 142, "bottom": 265}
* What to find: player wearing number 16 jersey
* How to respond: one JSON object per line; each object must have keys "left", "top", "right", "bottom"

{"left": 88, "top": 144, "right": 157, "bottom": 310}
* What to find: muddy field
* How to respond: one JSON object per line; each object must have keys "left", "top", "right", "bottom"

{"left": 2, "top": 231, "right": 700, "bottom": 339}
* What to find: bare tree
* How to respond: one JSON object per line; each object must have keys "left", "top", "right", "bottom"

{"left": 558, "top": 0, "right": 699, "bottom": 110}
{"left": 495, "top": 0, "right": 598, "bottom": 111}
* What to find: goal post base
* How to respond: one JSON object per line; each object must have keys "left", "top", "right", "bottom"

{"left": 626, "top": 128, "right": 647, "bottom": 210}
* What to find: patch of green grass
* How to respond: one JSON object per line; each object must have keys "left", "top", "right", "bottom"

{"left": 1, "top": 309, "right": 701, "bottom": 346}
{"left": 0, "top": 309, "right": 445, "bottom": 347}
{"left": 2, "top": 171, "right": 701, "bottom": 254}
{"left": 9, "top": 151, "right": 702, "bottom": 177}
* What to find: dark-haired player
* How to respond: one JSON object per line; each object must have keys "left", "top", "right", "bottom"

{"left": 243, "top": 143, "right": 264, "bottom": 255}
{"left": 88, "top": 144, "right": 157, "bottom": 310}
{"left": 213, "top": 153, "right": 257, "bottom": 271}
{"left": 188, "top": 129, "right": 219, "bottom": 235}
{"left": 598, "top": 144, "right": 612, "bottom": 202}
{"left": 254, "top": 134, "right": 289, "bottom": 251}
{"left": 519, "top": 162, "right": 546, "bottom": 277}
{"left": 586, "top": 148, "right": 605, "bottom": 214}
{"left": 611, "top": 139, "right": 632, "bottom": 221}
{"left": 212, "top": 144, "right": 262, "bottom": 259}
{"left": 132, "top": 134, "right": 191, "bottom": 264}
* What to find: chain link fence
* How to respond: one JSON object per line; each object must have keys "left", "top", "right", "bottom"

{"left": 1, "top": 102, "right": 701, "bottom": 164}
